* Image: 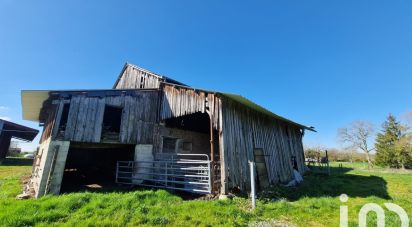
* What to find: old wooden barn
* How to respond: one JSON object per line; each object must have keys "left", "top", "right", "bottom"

{"left": 22, "top": 63, "right": 314, "bottom": 198}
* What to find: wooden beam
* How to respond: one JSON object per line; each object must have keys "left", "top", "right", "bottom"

{"left": 210, "top": 114, "right": 215, "bottom": 162}
{"left": 51, "top": 100, "right": 64, "bottom": 139}
{"left": 209, "top": 113, "right": 215, "bottom": 193}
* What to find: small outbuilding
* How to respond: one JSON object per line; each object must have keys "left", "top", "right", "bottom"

{"left": 22, "top": 63, "right": 314, "bottom": 198}
{"left": 0, "top": 119, "right": 39, "bottom": 163}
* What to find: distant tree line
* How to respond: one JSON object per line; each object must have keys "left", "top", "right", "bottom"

{"left": 304, "top": 147, "right": 371, "bottom": 163}
{"left": 333, "top": 112, "right": 412, "bottom": 169}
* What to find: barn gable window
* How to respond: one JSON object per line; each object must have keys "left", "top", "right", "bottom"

{"left": 101, "top": 105, "right": 123, "bottom": 142}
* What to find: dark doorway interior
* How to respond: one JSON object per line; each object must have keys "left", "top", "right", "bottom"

{"left": 60, "top": 142, "right": 134, "bottom": 193}
{"left": 165, "top": 112, "right": 210, "bottom": 134}
{"left": 164, "top": 112, "right": 222, "bottom": 193}
{"left": 101, "top": 105, "right": 123, "bottom": 142}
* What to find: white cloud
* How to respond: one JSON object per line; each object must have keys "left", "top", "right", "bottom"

{"left": 0, "top": 116, "right": 11, "bottom": 121}
{"left": 0, "top": 106, "right": 9, "bottom": 110}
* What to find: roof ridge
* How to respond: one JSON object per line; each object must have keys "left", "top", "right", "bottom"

{"left": 125, "top": 63, "right": 166, "bottom": 79}
{"left": 113, "top": 63, "right": 188, "bottom": 88}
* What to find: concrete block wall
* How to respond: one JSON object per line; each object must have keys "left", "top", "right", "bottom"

{"left": 156, "top": 126, "right": 210, "bottom": 155}
{"left": 29, "top": 139, "right": 70, "bottom": 198}
{"left": 47, "top": 141, "right": 70, "bottom": 195}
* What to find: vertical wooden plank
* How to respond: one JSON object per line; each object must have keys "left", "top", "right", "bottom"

{"left": 74, "top": 97, "right": 89, "bottom": 141}
{"left": 51, "top": 100, "right": 64, "bottom": 139}
{"left": 64, "top": 96, "right": 80, "bottom": 140}
{"left": 92, "top": 98, "right": 106, "bottom": 143}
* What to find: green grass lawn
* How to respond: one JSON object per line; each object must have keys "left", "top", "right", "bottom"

{"left": 0, "top": 160, "right": 411, "bottom": 226}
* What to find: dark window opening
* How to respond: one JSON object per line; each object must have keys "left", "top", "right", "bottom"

{"left": 140, "top": 77, "right": 145, "bottom": 88}
{"left": 165, "top": 112, "right": 210, "bottom": 134}
{"left": 57, "top": 104, "right": 70, "bottom": 138}
{"left": 101, "top": 105, "right": 123, "bottom": 142}
{"left": 162, "top": 137, "right": 177, "bottom": 153}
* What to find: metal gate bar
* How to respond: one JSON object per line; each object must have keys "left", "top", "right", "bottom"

{"left": 116, "top": 153, "right": 212, "bottom": 194}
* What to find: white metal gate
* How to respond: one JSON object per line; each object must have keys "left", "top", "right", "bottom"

{"left": 116, "top": 153, "right": 212, "bottom": 194}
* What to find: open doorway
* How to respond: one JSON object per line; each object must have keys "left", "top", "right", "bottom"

{"left": 60, "top": 142, "right": 135, "bottom": 193}
{"left": 101, "top": 105, "right": 123, "bottom": 142}
{"left": 163, "top": 112, "right": 221, "bottom": 193}
{"left": 163, "top": 112, "right": 212, "bottom": 155}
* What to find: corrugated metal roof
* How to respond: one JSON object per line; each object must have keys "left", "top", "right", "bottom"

{"left": 219, "top": 93, "right": 316, "bottom": 131}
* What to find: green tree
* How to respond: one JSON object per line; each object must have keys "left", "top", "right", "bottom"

{"left": 394, "top": 133, "right": 412, "bottom": 169}
{"left": 375, "top": 114, "right": 411, "bottom": 168}
{"left": 395, "top": 114, "right": 412, "bottom": 169}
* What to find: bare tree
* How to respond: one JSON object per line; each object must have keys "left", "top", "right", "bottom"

{"left": 338, "top": 121, "right": 375, "bottom": 169}
{"left": 401, "top": 111, "right": 412, "bottom": 127}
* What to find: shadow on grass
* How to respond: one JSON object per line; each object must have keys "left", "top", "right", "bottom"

{"left": 0, "top": 157, "right": 33, "bottom": 166}
{"left": 60, "top": 174, "right": 202, "bottom": 200}
{"left": 259, "top": 166, "right": 391, "bottom": 201}
{"left": 60, "top": 181, "right": 205, "bottom": 200}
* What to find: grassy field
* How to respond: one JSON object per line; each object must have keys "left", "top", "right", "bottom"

{"left": 0, "top": 159, "right": 411, "bottom": 226}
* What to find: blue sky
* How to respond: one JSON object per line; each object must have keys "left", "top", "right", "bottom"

{"left": 0, "top": 0, "right": 411, "bottom": 151}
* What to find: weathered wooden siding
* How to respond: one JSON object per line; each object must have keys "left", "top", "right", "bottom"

{"left": 160, "top": 84, "right": 221, "bottom": 128}
{"left": 115, "top": 65, "right": 162, "bottom": 89}
{"left": 117, "top": 94, "right": 159, "bottom": 144}
{"left": 40, "top": 104, "right": 57, "bottom": 143}
{"left": 221, "top": 98, "right": 306, "bottom": 191}
{"left": 63, "top": 96, "right": 105, "bottom": 143}
{"left": 159, "top": 84, "right": 306, "bottom": 191}
{"left": 55, "top": 91, "right": 160, "bottom": 144}
{"left": 39, "top": 83, "right": 307, "bottom": 194}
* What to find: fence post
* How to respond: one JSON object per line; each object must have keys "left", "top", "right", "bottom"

{"left": 326, "top": 150, "right": 330, "bottom": 176}
{"left": 165, "top": 161, "right": 168, "bottom": 188}
{"left": 208, "top": 161, "right": 212, "bottom": 194}
{"left": 249, "top": 161, "right": 256, "bottom": 209}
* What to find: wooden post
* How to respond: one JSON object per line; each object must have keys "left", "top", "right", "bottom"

{"left": 209, "top": 114, "right": 215, "bottom": 193}
{"left": 217, "top": 98, "right": 227, "bottom": 195}
{"left": 326, "top": 150, "right": 330, "bottom": 176}
{"left": 249, "top": 161, "right": 256, "bottom": 209}
{"left": 210, "top": 114, "right": 214, "bottom": 162}
{"left": 51, "top": 99, "right": 64, "bottom": 139}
